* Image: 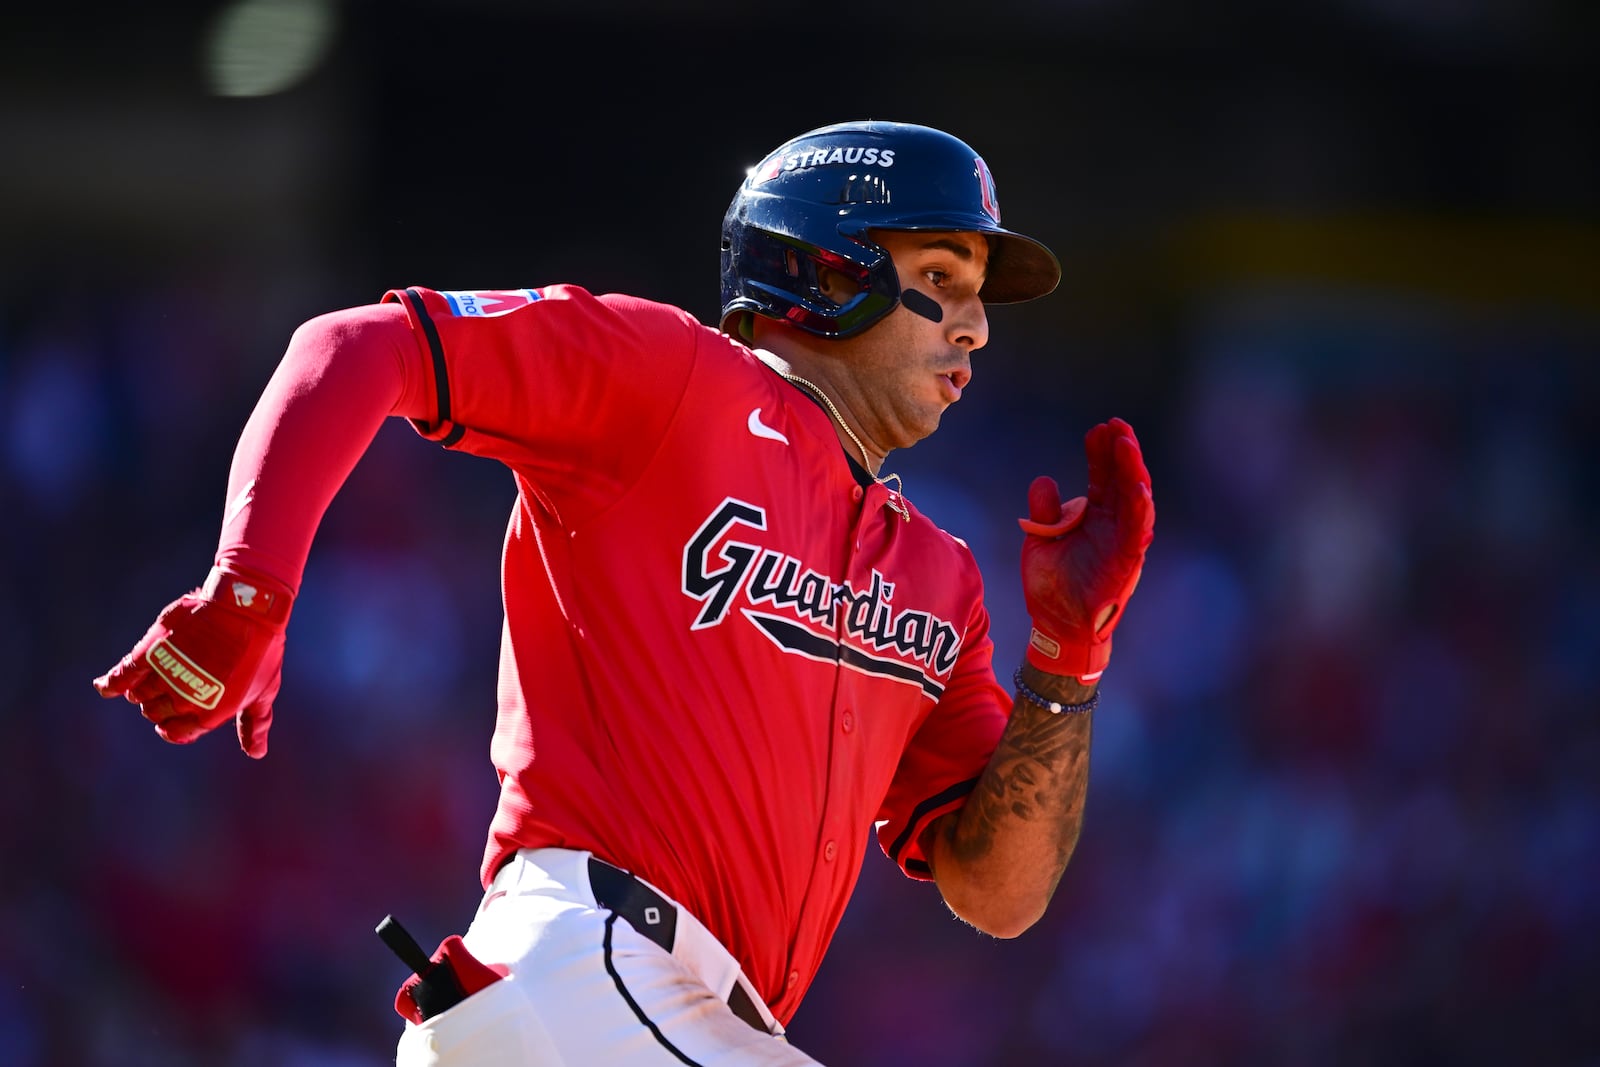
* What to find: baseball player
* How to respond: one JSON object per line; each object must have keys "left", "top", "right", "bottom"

{"left": 94, "top": 120, "right": 1155, "bottom": 1065}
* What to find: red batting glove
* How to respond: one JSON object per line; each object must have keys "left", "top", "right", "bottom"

{"left": 93, "top": 563, "right": 294, "bottom": 758}
{"left": 394, "top": 934, "right": 510, "bottom": 1025}
{"left": 1019, "top": 417, "right": 1155, "bottom": 684}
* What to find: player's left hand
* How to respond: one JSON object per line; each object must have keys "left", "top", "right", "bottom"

{"left": 1018, "top": 417, "right": 1154, "bottom": 684}
{"left": 93, "top": 563, "right": 294, "bottom": 758}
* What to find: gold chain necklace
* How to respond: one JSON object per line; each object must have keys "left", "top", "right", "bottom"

{"left": 780, "top": 371, "right": 909, "bottom": 521}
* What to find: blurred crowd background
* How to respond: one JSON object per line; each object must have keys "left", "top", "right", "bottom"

{"left": 3, "top": 1, "right": 1596, "bottom": 1064}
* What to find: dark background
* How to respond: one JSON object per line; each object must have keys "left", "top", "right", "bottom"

{"left": 3, "top": 1, "right": 1597, "bottom": 1064}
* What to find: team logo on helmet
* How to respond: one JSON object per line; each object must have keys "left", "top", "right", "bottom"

{"left": 975, "top": 157, "right": 1000, "bottom": 223}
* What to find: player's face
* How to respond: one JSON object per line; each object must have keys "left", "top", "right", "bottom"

{"left": 834, "top": 230, "right": 991, "bottom": 455}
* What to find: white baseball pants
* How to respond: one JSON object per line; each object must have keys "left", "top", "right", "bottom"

{"left": 394, "top": 848, "right": 824, "bottom": 1066}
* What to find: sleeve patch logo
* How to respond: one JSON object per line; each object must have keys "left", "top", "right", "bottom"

{"left": 441, "top": 289, "right": 543, "bottom": 317}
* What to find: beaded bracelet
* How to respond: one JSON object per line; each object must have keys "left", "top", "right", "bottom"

{"left": 1012, "top": 667, "right": 1100, "bottom": 715}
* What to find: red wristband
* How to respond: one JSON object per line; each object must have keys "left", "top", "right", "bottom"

{"left": 201, "top": 565, "right": 294, "bottom": 628}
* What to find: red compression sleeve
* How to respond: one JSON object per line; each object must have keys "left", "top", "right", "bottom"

{"left": 213, "top": 301, "right": 427, "bottom": 590}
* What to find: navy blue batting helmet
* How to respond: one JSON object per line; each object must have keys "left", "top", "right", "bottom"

{"left": 719, "top": 120, "right": 1061, "bottom": 339}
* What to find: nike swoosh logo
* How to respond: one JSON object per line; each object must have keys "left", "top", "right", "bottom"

{"left": 747, "top": 407, "right": 789, "bottom": 445}
{"left": 223, "top": 479, "right": 256, "bottom": 528}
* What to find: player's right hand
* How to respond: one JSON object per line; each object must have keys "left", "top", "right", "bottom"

{"left": 93, "top": 563, "right": 294, "bottom": 759}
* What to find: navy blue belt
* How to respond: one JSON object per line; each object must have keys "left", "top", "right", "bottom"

{"left": 587, "top": 856, "right": 769, "bottom": 1034}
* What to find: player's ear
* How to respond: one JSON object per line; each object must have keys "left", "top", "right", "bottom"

{"left": 816, "top": 264, "right": 861, "bottom": 307}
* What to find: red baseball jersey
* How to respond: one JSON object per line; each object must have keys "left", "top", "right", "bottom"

{"left": 382, "top": 283, "right": 1013, "bottom": 1022}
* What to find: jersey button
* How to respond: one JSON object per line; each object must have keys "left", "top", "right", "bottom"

{"left": 851, "top": 485, "right": 864, "bottom": 502}
{"left": 841, "top": 710, "right": 854, "bottom": 733}
{"left": 824, "top": 840, "right": 837, "bottom": 862}
{"left": 787, "top": 970, "right": 799, "bottom": 990}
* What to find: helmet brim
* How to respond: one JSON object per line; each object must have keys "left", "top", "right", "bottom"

{"left": 983, "top": 230, "right": 1062, "bottom": 305}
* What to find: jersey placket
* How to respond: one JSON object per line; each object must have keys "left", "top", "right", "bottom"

{"left": 781, "top": 476, "right": 895, "bottom": 1009}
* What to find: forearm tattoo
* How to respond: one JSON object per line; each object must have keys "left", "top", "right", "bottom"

{"left": 953, "top": 699, "right": 1093, "bottom": 884}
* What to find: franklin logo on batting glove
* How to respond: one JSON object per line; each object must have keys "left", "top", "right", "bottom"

{"left": 146, "top": 641, "right": 224, "bottom": 710}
